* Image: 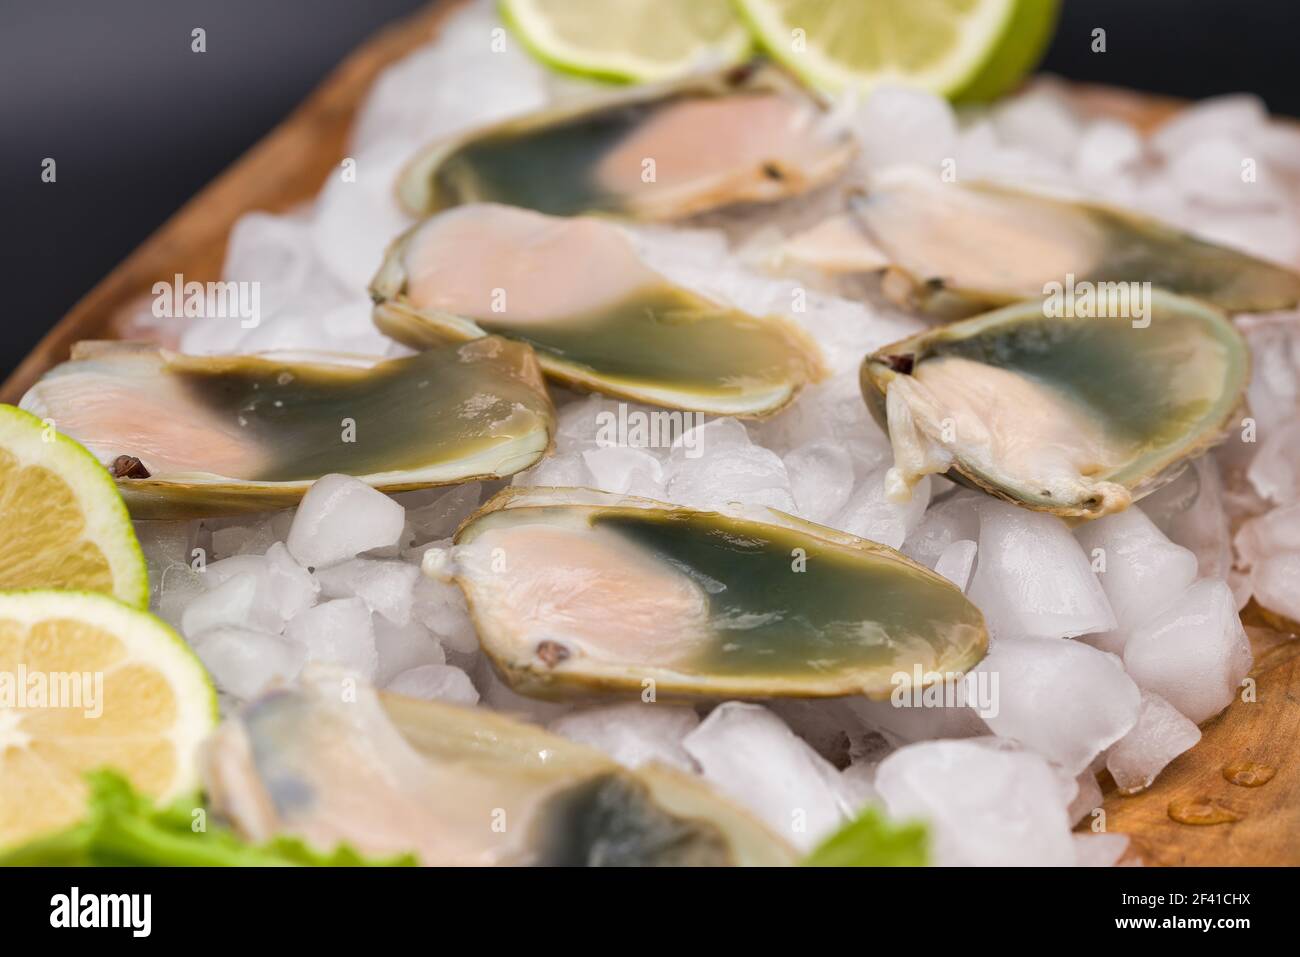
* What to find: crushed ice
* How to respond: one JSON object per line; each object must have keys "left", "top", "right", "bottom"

{"left": 130, "top": 0, "right": 1300, "bottom": 866}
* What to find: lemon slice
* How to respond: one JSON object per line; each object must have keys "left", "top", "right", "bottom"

{"left": 0, "top": 590, "right": 216, "bottom": 848}
{"left": 0, "top": 405, "right": 147, "bottom": 608}
{"left": 500, "top": 0, "right": 752, "bottom": 83}
{"left": 734, "top": 0, "right": 1060, "bottom": 100}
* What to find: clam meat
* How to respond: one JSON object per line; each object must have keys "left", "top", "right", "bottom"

{"left": 20, "top": 339, "right": 555, "bottom": 518}
{"left": 396, "top": 63, "right": 855, "bottom": 220}
{"left": 430, "top": 486, "right": 988, "bottom": 699}
{"left": 780, "top": 168, "right": 1300, "bottom": 318}
{"left": 371, "top": 203, "right": 825, "bottom": 416}
{"left": 860, "top": 290, "right": 1250, "bottom": 518}
{"left": 203, "top": 667, "right": 796, "bottom": 866}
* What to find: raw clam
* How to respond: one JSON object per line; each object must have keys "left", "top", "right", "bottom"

{"left": 19, "top": 339, "right": 555, "bottom": 518}
{"left": 429, "top": 486, "right": 988, "bottom": 699}
{"left": 371, "top": 203, "right": 825, "bottom": 416}
{"left": 860, "top": 290, "right": 1250, "bottom": 519}
{"left": 781, "top": 168, "right": 1300, "bottom": 318}
{"left": 396, "top": 63, "right": 855, "bottom": 219}
{"left": 203, "top": 667, "right": 796, "bottom": 866}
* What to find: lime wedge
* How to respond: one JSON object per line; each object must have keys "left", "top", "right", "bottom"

{"left": 501, "top": 0, "right": 752, "bottom": 83}
{"left": 0, "top": 590, "right": 217, "bottom": 848}
{"left": 734, "top": 0, "right": 1060, "bottom": 101}
{"left": 0, "top": 405, "right": 148, "bottom": 608}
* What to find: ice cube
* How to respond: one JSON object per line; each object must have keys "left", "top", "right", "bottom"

{"left": 666, "top": 441, "right": 795, "bottom": 513}
{"left": 580, "top": 446, "right": 665, "bottom": 496}
{"left": 1068, "top": 770, "right": 1105, "bottom": 827}
{"left": 1122, "top": 579, "right": 1252, "bottom": 723}
{"left": 1074, "top": 506, "right": 1198, "bottom": 632}
{"left": 1074, "top": 119, "right": 1143, "bottom": 180}
{"left": 1169, "top": 136, "right": 1281, "bottom": 209}
{"left": 874, "top": 738, "right": 1077, "bottom": 866}
{"left": 1106, "top": 691, "right": 1201, "bottom": 793}
{"left": 1141, "top": 456, "right": 1233, "bottom": 580}
{"left": 154, "top": 562, "right": 205, "bottom": 631}
{"left": 767, "top": 698, "right": 866, "bottom": 768}
{"left": 135, "top": 520, "right": 196, "bottom": 583}
{"left": 411, "top": 574, "right": 479, "bottom": 654}
{"left": 974, "top": 637, "right": 1140, "bottom": 775}
{"left": 682, "top": 702, "right": 852, "bottom": 850}
{"left": 1246, "top": 419, "right": 1300, "bottom": 505}
{"left": 386, "top": 664, "right": 479, "bottom": 706}
{"left": 967, "top": 500, "right": 1116, "bottom": 640}
{"left": 283, "top": 597, "right": 377, "bottom": 680}
{"left": 310, "top": 141, "right": 414, "bottom": 291}
{"left": 211, "top": 520, "right": 279, "bottom": 560}
{"left": 402, "top": 482, "right": 482, "bottom": 546}
{"left": 373, "top": 617, "right": 445, "bottom": 687}
{"left": 1073, "top": 833, "right": 1131, "bottom": 867}
{"left": 833, "top": 471, "right": 930, "bottom": 549}
{"left": 314, "top": 558, "right": 419, "bottom": 626}
{"left": 203, "top": 553, "right": 270, "bottom": 586}
{"left": 202, "top": 548, "right": 316, "bottom": 626}
{"left": 1248, "top": 121, "right": 1300, "bottom": 177}
{"left": 190, "top": 627, "right": 305, "bottom": 700}
{"left": 215, "top": 211, "right": 320, "bottom": 319}
{"left": 837, "top": 761, "right": 878, "bottom": 813}
{"left": 901, "top": 491, "right": 982, "bottom": 568}
{"left": 783, "top": 439, "right": 855, "bottom": 525}
{"left": 554, "top": 395, "right": 626, "bottom": 452}
{"left": 1151, "top": 94, "right": 1268, "bottom": 158}
{"left": 1250, "top": 552, "right": 1300, "bottom": 623}
{"left": 264, "top": 542, "right": 320, "bottom": 620}
{"left": 933, "top": 539, "right": 978, "bottom": 592}
{"left": 846, "top": 693, "right": 989, "bottom": 746}
{"left": 992, "top": 82, "right": 1081, "bottom": 164}
{"left": 1234, "top": 500, "right": 1300, "bottom": 564}
{"left": 286, "top": 474, "right": 405, "bottom": 569}
{"left": 182, "top": 571, "right": 283, "bottom": 638}
{"left": 548, "top": 702, "right": 700, "bottom": 771}
{"left": 349, "top": 0, "right": 547, "bottom": 158}
{"left": 512, "top": 451, "right": 590, "bottom": 488}
{"left": 850, "top": 86, "right": 959, "bottom": 174}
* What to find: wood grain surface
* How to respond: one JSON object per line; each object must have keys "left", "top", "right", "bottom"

{"left": 3, "top": 0, "right": 1294, "bottom": 865}
{"left": 1095, "top": 612, "right": 1300, "bottom": 866}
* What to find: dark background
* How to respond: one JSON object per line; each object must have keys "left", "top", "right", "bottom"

{"left": 3, "top": 0, "right": 1299, "bottom": 379}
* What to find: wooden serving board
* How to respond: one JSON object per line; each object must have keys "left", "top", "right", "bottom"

{"left": 3, "top": 0, "right": 1295, "bottom": 865}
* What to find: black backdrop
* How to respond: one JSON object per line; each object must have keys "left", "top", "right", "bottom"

{"left": 3, "top": 0, "right": 1299, "bottom": 378}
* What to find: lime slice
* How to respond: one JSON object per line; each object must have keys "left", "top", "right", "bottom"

{"left": 734, "top": 0, "right": 1060, "bottom": 101}
{"left": 501, "top": 0, "right": 752, "bottom": 83}
{"left": 0, "top": 405, "right": 148, "bottom": 608}
{"left": 0, "top": 590, "right": 217, "bottom": 848}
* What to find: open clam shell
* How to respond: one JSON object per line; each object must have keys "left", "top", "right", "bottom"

{"left": 19, "top": 339, "right": 555, "bottom": 518}
{"left": 396, "top": 63, "right": 855, "bottom": 220}
{"left": 860, "top": 290, "right": 1250, "bottom": 519}
{"left": 781, "top": 168, "right": 1300, "bottom": 318}
{"left": 371, "top": 203, "right": 826, "bottom": 417}
{"left": 432, "top": 486, "right": 988, "bottom": 700}
{"left": 203, "top": 667, "right": 796, "bottom": 866}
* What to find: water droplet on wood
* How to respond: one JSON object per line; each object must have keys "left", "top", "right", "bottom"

{"left": 1222, "top": 761, "right": 1276, "bottom": 787}
{"left": 1167, "top": 797, "right": 1242, "bottom": 826}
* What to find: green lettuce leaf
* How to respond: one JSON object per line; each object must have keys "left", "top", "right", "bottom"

{"left": 802, "top": 807, "right": 929, "bottom": 867}
{"left": 0, "top": 770, "right": 416, "bottom": 867}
